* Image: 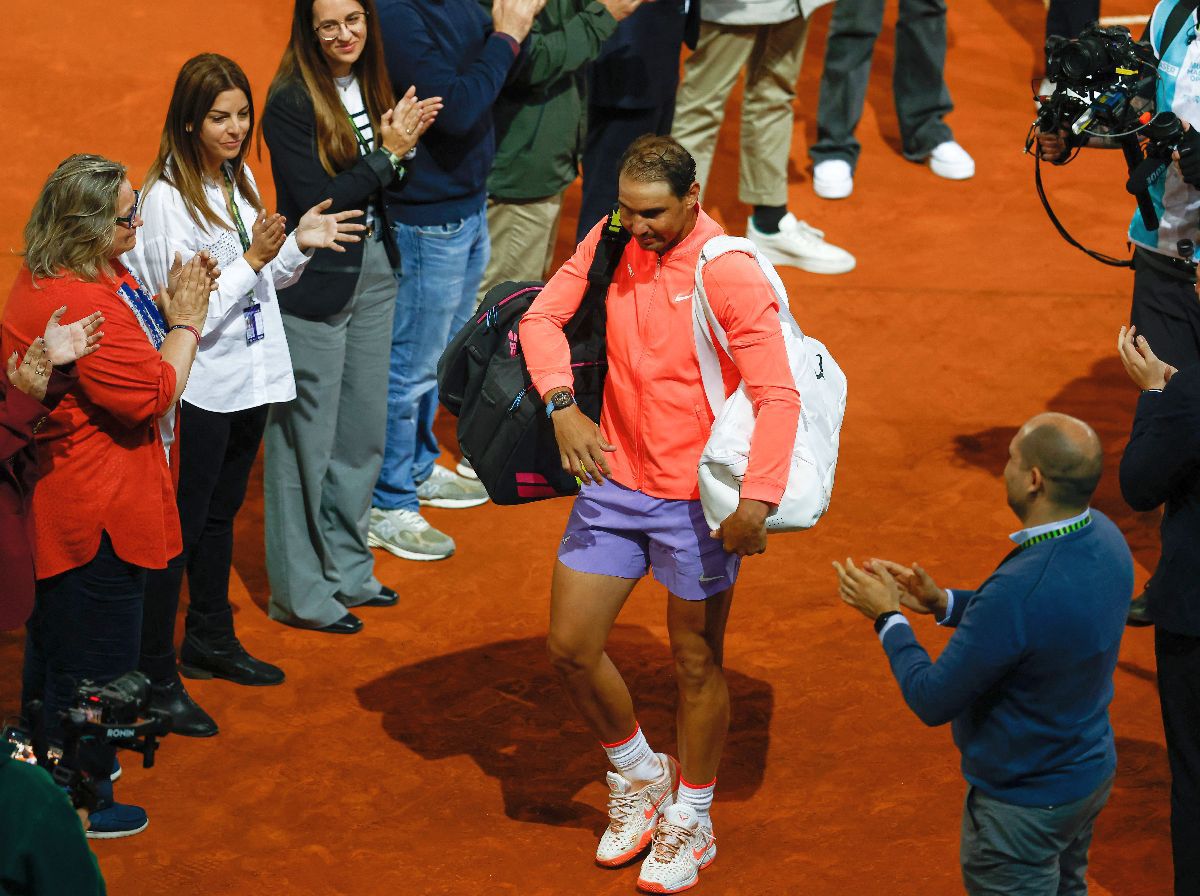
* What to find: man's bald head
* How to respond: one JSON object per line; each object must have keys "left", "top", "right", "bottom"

{"left": 1015, "top": 413, "right": 1103, "bottom": 510}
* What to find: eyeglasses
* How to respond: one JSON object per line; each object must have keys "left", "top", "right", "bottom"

{"left": 114, "top": 189, "right": 140, "bottom": 229}
{"left": 313, "top": 10, "right": 368, "bottom": 42}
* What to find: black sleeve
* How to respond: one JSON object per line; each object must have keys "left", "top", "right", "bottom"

{"left": 1120, "top": 368, "right": 1200, "bottom": 511}
{"left": 261, "top": 80, "right": 405, "bottom": 216}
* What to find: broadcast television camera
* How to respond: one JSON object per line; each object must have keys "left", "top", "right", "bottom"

{"left": 4, "top": 671, "right": 171, "bottom": 813}
{"left": 1029, "top": 21, "right": 1200, "bottom": 257}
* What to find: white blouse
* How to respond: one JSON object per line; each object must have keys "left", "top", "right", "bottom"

{"left": 123, "top": 162, "right": 310, "bottom": 414}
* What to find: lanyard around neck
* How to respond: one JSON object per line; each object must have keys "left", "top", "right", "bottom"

{"left": 222, "top": 166, "right": 251, "bottom": 252}
{"left": 1017, "top": 512, "right": 1092, "bottom": 551}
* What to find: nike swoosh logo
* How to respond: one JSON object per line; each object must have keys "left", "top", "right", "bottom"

{"left": 672, "top": 293, "right": 691, "bottom": 303}
{"left": 643, "top": 789, "right": 670, "bottom": 821}
{"left": 698, "top": 575, "right": 723, "bottom": 584}
{"left": 692, "top": 833, "right": 714, "bottom": 861}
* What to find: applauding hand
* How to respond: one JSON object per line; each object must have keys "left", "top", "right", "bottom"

{"left": 294, "top": 198, "right": 366, "bottom": 254}
{"left": 381, "top": 86, "right": 443, "bottom": 158}
{"left": 42, "top": 306, "right": 105, "bottom": 366}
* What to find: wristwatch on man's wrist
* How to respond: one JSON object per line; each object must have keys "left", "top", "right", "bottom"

{"left": 544, "top": 389, "right": 575, "bottom": 419}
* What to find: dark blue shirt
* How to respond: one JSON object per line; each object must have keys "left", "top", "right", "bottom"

{"left": 881, "top": 510, "right": 1133, "bottom": 806}
{"left": 376, "top": 0, "right": 519, "bottom": 225}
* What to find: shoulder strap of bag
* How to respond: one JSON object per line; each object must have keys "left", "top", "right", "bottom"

{"left": 691, "top": 236, "right": 793, "bottom": 416}
{"left": 563, "top": 210, "right": 631, "bottom": 342}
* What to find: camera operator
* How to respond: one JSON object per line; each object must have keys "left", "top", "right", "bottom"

{"left": 1036, "top": 2, "right": 1200, "bottom": 374}
{"left": 0, "top": 751, "right": 106, "bottom": 894}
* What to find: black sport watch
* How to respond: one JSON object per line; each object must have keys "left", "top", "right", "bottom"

{"left": 544, "top": 389, "right": 576, "bottom": 419}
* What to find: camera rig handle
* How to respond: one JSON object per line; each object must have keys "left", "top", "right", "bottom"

{"left": 1124, "top": 135, "right": 1162, "bottom": 232}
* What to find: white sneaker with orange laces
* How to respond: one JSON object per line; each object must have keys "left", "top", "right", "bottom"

{"left": 595, "top": 753, "right": 679, "bottom": 867}
{"left": 636, "top": 804, "right": 717, "bottom": 894}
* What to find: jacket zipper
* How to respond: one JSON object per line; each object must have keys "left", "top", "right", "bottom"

{"left": 633, "top": 257, "right": 662, "bottom": 487}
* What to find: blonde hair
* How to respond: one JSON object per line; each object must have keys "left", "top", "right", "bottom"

{"left": 145, "top": 53, "right": 263, "bottom": 231}
{"left": 22, "top": 154, "right": 127, "bottom": 282}
{"left": 265, "top": 0, "right": 396, "bottom": 176}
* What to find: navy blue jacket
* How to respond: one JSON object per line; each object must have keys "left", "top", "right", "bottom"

{"left": 1120, "top": 366, "right": 1200, "bottom": 636}
{"left": 588, "top": 0, "right": 697, "bottom": 109}
{"left": 881, "top": 511, "right": 1132, "bottom": 807}
{"left": 376, "top": 0, "right": 520, "bottom": 225}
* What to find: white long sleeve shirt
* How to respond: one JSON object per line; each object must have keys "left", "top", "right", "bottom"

{"left": 124, "top": 162, "right": 309, "bottom": 413}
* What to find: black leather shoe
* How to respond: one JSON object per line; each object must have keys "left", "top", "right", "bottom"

{"left": 358, "top": 586, "right": 399, "bottom": 608}
{"left": 179, "top": 635, "right": 285, "bottom": 686}
{"left": 317, "top": 612, "right": 363, "bottom": 634}
{"left": 1127, "top": 593, "right": 1154, "bottom": 627}
{"left": 149, "top": 678, "right": 218, "bottom": 738}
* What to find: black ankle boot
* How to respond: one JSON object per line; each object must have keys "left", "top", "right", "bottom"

{"left": 179, "top": 633, "right": 286, "bottom": 686}
{"left": 149, "top": 677, "right": 218, "bottom": 738}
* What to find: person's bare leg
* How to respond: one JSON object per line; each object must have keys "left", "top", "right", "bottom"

{"left": 547, "top": 562, "right": 640, "bottom": 751}
{"left": 667, "top": 586, "right": 735, "bottom": 784}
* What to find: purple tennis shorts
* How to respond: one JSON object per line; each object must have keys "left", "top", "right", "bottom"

{"left": 557, "top": 477, "right": 741, "bottom": 601}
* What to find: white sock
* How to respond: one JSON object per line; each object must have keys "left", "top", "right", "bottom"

{"left": 677, "top": 776, "right": 715, "bottom": 827}
{"left": 602, "top": 724, "right": 661, "bottom": 783}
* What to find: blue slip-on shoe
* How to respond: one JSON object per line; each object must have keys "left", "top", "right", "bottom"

{"left": 87, "top": 801, "right": 148, "bottom": 839}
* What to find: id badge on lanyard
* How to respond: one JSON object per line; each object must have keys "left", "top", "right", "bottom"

{"left": 244, "top": 302, "right": 265, "bottom": 345}
{"left": 225, "top": 168, "right": 267, "bottom": 346}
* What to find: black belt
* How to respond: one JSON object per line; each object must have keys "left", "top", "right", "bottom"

{"left": 1134, "top": 245, "right": 1197, "bottom": 283}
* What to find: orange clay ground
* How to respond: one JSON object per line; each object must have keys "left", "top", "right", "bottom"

{"left": 0, "top": 2, "right": 1175, "bottom": 893}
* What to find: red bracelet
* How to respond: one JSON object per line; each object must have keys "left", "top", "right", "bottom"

{"left": 169, "top": 324, "right": 200, "bottom": 345}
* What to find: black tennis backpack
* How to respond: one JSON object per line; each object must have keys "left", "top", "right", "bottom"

{"left": 437, "top": 213, "right": 630, "bottom": 504}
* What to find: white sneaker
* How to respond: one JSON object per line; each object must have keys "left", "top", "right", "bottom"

{"left": 367, "top": 507, "right": 455, "bottom": 561}
{"left": 596, "top": 753, "right": 679, "bottom": 867}
{"left": 927, "top": 140, "right": 975, "bottom": 180}
{"left": 416, "top": 463, "right": 489, "bottom": 509}
{"left": 813, "top": 159, "right": 854, "bottom": 199}
{"left": 455, "top": 458, "right": 478, "bottom": 480}
{"left": 745, "top": 213, "right": 856, "bottom": 275}
{"left": 636, "top": 803, "right": 716, "bottom": 894}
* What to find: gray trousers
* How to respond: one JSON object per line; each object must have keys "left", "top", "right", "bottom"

{"left": 810, "top": 0, "right": 954, "bottom": 168}
{"left": 960, "top": 775, "right": 1113, "bottom": 896}
{"left": 265, "top": 234, "right": 396, "bottom": 628}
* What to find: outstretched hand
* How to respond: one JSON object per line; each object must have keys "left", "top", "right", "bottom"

{"left": 42, "top": 306, "right": 104, "bottom": 366}
{"left": 294, "top": 198, "right": 366, "bottom": 254}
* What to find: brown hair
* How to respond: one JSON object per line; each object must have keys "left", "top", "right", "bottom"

{"left": 619, "top": 135, "right": 698, "bottom": 199}
{"left": 22, "top": 154, "right": 127, "bottom": 282}
{"left": 145, "top": 53, "right": 263, "bottom": 231}
{"left": 265, "top": 0, "right": 396, "bottom": 176}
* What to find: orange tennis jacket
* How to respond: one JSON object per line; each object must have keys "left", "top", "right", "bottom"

{"left": 521, "top": 208, "right": 800, "bottom": 505}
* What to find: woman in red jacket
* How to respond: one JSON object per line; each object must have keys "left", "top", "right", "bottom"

{"left": 0, "top": 308, "right": 104, "bottom": 632}
{"left": 1, "top": 153, "right": 215, "bottom": 839}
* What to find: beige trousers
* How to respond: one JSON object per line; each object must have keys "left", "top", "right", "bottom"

{"left": 477, "top": 193, "right": 564, "bottom": 304}
{"left": 672, "top": 17, "right": 810, "bottom": 207}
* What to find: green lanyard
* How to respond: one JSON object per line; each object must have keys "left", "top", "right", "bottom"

{"left": 222, "top": 167, "right": 251, "bottom": 253}
{"left": 1016, "top": 512, "right": 1092, "bottom": 551}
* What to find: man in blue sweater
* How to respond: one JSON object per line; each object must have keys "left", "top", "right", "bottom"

{"left": 834, "top": 412, "right": 1133, "bottom": 895}
{"left": 371, "top": 0, "right": 544, "bottom": 560}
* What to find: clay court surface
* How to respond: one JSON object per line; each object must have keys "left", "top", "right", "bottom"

{"left": 0, "top": 2, "right": 1176, "bottom": 893}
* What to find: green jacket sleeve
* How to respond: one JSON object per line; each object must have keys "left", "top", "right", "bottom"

{"left": 492, "top": 0, "right": 619, "bottom": 92}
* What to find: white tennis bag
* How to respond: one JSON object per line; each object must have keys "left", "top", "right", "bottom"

{"left": 692, "top": 236, "right": 847, "bottom": 532}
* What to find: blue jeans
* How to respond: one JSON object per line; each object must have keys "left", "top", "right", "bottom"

{"left": 374, "top": 208, "right": 489, "bottom": 511}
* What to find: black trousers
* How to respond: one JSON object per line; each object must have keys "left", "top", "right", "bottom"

{"left": 577, "top": 102, "right": 677, "bottom": 243}
{"left": 1131, "top": 251, "right": 1200, "bottom": 373}
{"left": 139, "top": 401, "right": 268, "bottom": 683}
{"left": 22, "top": 531, "right": 144, "bottom": 783}
{"left": 1157, "top": 627, "right": 1200, "bottom": 896}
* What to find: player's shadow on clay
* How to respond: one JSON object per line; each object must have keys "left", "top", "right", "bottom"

{"left": 356, "top": 624, "right": 773, "bottom": 832}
